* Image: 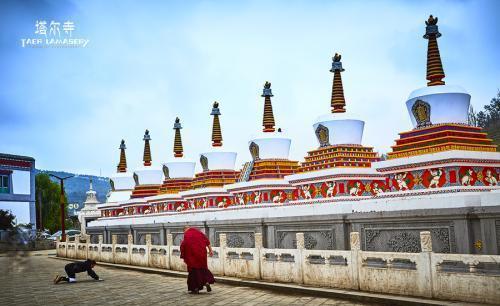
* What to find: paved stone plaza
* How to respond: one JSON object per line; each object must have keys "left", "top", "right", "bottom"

{"left": 0, "top": 253, "right": 374, "bottom": 306}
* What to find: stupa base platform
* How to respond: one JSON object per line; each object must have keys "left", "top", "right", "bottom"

{"left": 87, "top": 189, "right": 500, "bottom": 254}
{"left": 130, "top": 184, "right": 161, "bottom": 198}
{"left": 159, "top": 178, "right": 193, "bottom": 194}
{"left": 191, "top": 170, "right": 239, "bottom": 189}
{"left": 299, "top": 145, "right": 379, "bottom": 172}
{"left": 388, "top": 124, "right": 497, "bottom": 159}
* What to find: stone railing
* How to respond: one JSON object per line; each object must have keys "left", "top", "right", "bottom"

{"left": 56, "top": 231, "right": 500, "bottom": 304}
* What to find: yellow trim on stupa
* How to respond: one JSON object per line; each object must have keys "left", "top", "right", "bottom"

{"left": 330, "top": 53, "right": 346, "bottom": 113}
{"left": 262, "top": 81, "right": 276, "bottom": 132}
{"left": 143, "top": 129, "right": 152, "bottom": 166}
{"left": 173, "top": 117, "right": 184, "bottom": 158}
{"left": 117, "top": 139, "right": 127, "bottom": 173}
{"left": 424, "top": 15, "right": 445, "bottom": 86}
{"left": 211, "top": 101, "right": 223, "bottom": 147}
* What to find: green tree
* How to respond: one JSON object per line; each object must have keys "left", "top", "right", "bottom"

{"left": 0, "top": 209, "right": 15, "bottom": 230}
{"left": 470, "top": 90, "right": 500, "bottom": 149}
{"left": 35, "top": 173, "right": 68, "bottom": 234}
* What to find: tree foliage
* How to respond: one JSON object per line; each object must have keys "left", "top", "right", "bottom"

{"left": 35, "top": 173, "right": 68, "bottom": 234}
{"left": 0, "top": 209, "right": 15, "bottom": 230}
{"left": 469, "top": 90, "right": 500, "bottom": 148}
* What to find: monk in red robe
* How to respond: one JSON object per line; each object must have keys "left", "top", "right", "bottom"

{"left": 180, "top": 226, "right": 215, "bottom": 293}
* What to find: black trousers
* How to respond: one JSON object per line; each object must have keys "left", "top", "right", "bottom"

{"left": 60, "top": 264, "right": 76, "bottom": 282}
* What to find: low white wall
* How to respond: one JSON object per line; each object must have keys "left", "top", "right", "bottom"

{"left": 56, "top": 231, "right": 500, "bottom": 304}
{"left": 114, "top": 244, "right": 129, "bottom": 265}
{"left": 207, "top": 247, "right": 223, "bottom": 275}
{"left": 221, "top": 247, "right": 259, "bottom": 279}
{"left": 170, "top": 246, "right": 187, "bottom": 272}
{"left": 431, "top": 253, "right": 500, "bottom": 304}
{"left": 149, "top": 246, "right": 168, "bottom": 269}
{"left": 358, "top": 251, "right": 431, "bottom": 297}
{"left": 130, "top": 245, "right": 149, "bottom": 266}
{"left": 302, "top": 250, "right": 357, "bottom": 290}
{"left": 260, "top": 248, "right": 302, "bottom": 283}
{"left": 66, "top": 243, "right": 76, "bottom": 259}
{"left": 100, "top": 244, "right": 114, "bottom": 263}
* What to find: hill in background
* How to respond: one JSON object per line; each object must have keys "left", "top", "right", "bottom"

{"left": 36, "top": 170, "right": 110, "bottom": 216}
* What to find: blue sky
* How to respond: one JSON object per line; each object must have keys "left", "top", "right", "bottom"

{"left": 1, "top": 0, "right": 499, "bottom": 177}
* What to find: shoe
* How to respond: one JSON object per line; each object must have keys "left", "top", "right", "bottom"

{"left": 53, "top": 275, "right": 61, "bottom": 284}
{"left": 189, "top": 289, "right": 199, "bottom": 294}
{"left": 206, "top": 284, "right": 212, "bottom": 292}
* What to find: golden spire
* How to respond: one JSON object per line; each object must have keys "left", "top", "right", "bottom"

{"left": 143, "top": 129, "right": 152, "bottom": 166}
{"left": 261, "top": 81, "right": 276, "bottom": 132}
{"left": 117, "top": 139, "right": 127, "bottom": 173}
{"left": 173, "top": 117, "right": 184, "bottom": 158}
{"left": 330, "top": 53, "right": 346, "bottom": 113}
{"left": 424, "top": 15, "right": 445, "bottom": 86}
{"left": 211, "top": 101, "right": 223, "bottom": 147}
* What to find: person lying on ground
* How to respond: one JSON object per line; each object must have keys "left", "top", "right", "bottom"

{"left": 53, "top": 259, "right": 102, "bottom": 284}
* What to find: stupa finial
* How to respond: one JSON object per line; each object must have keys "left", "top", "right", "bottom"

{"left": 423, "top": 15, "right": 445, "bottom": 86}
{"left": 143, "top": 129, "right": 152, "bottom": 166}
{"left": 330, "top": 53, "right": 346, "bottom": 113}
{"left": 210, "top": 101, "right": 223, "bottom": 147}
{"left": 173, "top": 117, "right": 184, "bottom": 158}
{"left": 117, "top": 139, "right": 127, "bottom": 173}
{"left": 261, "top": 81, "right": 276, "bottom": 132}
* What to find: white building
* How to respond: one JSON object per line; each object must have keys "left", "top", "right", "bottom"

{"left": 78, "top": 179, "right": 101, "bottom": 234}
{"left": 0, "top": 153, "right": 36, "bottom": 226}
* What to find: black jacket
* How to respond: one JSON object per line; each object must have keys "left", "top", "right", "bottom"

{"left": 65, "top": 260, "right": 99, "bottom": 280}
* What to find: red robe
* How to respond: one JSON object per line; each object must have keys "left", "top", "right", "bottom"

{"left": 180, "top": 228, "right": 210, "bottom": 270}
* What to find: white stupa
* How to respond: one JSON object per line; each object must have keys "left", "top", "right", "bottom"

{"left": 78, "top": 179, "right": 101, "bottom": 234}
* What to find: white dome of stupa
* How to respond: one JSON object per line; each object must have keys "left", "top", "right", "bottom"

{"left": 133, "top": 164, "right": 163, "bottom": 185}
{"left": 200, "top": 147, "right": 237, "bottom": 171}
{"left": 163, "top": 158, "right": 196, "bottom": 178}
{"left": 405, "top": 85, "right": 470, "bottom": 128}
{"left": 313, "top": 113, "right": 365, "bottom": 146}
{"left": 109, "top": 172, "right": 135, "bottom": 190}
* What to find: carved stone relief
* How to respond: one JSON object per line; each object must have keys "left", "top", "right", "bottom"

{"left": 215, "top": 231, "right": 255, "bottom": 248}
{"left": 277, "top": 229, "right": 335, "bottom": 250}
{"left": 387, "top": 232, "right": 420, "bottom": 253}
{"left": 362, "top": 222, "right": 455, "bottom": 253}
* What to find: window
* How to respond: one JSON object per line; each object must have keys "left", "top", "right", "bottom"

{"left": 0, "top": 175, "right": 9, "bottom": 193}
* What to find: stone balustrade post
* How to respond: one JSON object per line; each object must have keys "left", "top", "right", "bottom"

{"left": 127, "top": 233, "right": 133, "bottom": 264}
{"left": 419, "top": 231, "right": 433, "bottom": 298}
{"left": 83, "top": 234, "right": 90, "bottom": 259}
{"left": 350, "top": 232, "right": 361, "bottom": 290}
{"left": 74, "top": 234, "right": 80, "bottom": 259}
{"left": 112, "top": 235, "right": 117, "bottom": 263}
{"left": 295, "top": 232, "right": 305, "bottom": 284}
{"left": 420, "top": 231, "right": 432, "bottom": 252}
{"left": 254, "top": 233, "right": 263, "bottom": 280}
{"left": 220, "top": 233, "right": 227, "bottom": 276}
{"left": 146, "top": 234, "right": 152, "bottom": 266}
{"left": 166, "top": 233, "right": 173, "bottom": 270}
{"left": 98, "top": 235, "right": 103, "bottom": 261}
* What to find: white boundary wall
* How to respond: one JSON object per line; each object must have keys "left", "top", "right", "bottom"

{"left": 57, "top": 231, "right": 500, "bottom": 304}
